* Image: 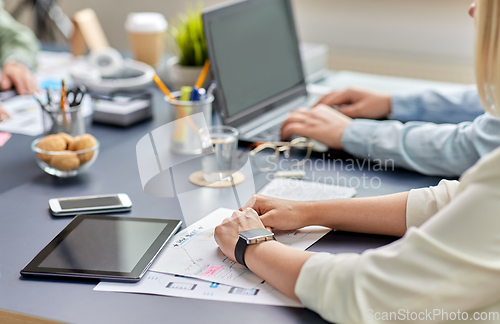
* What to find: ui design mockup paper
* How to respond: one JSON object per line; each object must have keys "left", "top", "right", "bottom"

{"left": 95, "top": 271, "right": 302, "bottom": 308}
{"left": 148, "top": 208, "right": 331, "bottom": 289}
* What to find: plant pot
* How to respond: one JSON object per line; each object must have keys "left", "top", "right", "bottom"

{"left": 160, "top": 56, "right": 211, "bottom": 91}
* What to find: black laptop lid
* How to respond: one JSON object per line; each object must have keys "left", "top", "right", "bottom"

{"left": 203, "top": 0, "right": 307, "bottom": 128}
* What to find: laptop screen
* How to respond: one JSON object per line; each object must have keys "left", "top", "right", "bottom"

{"left": 206, "top": 0, "right": 304, "bottom": 119}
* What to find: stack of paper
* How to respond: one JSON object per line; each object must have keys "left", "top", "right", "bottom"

{"left": 259, "top": 177, "right": 357, "bottom": 201}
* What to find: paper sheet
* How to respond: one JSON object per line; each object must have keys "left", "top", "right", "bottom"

{"left": 0, "top": 51, "right": 92, "bottom": 136}
{"left": 95, "top": 271, "right": 302, "bottom": 308}
{"left": 148, "top": 208, "right": 330, "bottom": 289}
{"left": 259, "top": 178, "right": 357, "bottom": 201}
{"left": 0, "top": 96, "right": 44, "bottom": 136}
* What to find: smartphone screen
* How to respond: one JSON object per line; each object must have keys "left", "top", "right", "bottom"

{"left": 59, "top": 196, "right": 123, "bottom": 210}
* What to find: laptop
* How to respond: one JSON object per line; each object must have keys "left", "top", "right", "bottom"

{"left": 203, "top": 0, "right": 324, "bottom": 147}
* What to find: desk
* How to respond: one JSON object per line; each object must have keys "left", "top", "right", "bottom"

{"left": 0, "top": 69, "right": 459, "bottom": 323}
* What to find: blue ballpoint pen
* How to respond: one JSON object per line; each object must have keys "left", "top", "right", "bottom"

{"left": 190, "top": 87, "right": 201, "bottom": 101}
{"left": 198, "top": 88, "right": 207, "bottom": 100}
{"left": 206, "top": 81, "right": 217, "bottom": 97}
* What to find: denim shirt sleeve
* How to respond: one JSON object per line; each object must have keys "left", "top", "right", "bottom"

{"left": 0, "top": 1, "right": 39, "bottom": 68}
{"left": 391, "top": 85, "right": 484, "bottom": 124}
{"left": 341, "top": 113, "right": 500, "bottom": 177}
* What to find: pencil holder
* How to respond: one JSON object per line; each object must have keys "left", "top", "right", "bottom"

{"left": 165, "top": 92, "right": 214, "bottom": 155}
{"left": 42, "top": 103, "right": 86, "bottom": 136}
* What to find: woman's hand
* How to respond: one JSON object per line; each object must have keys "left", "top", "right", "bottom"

{"left": 280, "top": 104, "right": 352, "bottom": 150}
{"left": 317, "top": 87, "right": 392, "bottom": 120}
{"left": 241, "top": 194, "right": 314, "bottom": 230}
{"left": 214, "top": 208, "right": 266, "bottom": 262}
{"left": 1, "top": 61, "right": 37, "bottom": 95}
{"left": 215, "top": 206, "right": 314, "bottom": 301}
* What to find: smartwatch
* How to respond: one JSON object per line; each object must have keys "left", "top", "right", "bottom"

{"left": 234, "top": 228, "right": 275, "bottom": 268}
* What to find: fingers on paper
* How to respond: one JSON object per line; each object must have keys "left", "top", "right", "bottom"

{"left": 0, "top": 73, "right": 11, "bottom": 92}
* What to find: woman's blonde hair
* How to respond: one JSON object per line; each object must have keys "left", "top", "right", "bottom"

{"left": 475, "top": 0, "right": 500, "bottom": 116}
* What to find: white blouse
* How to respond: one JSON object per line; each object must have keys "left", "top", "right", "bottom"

{"left": 295, "top": 147, "right": 500, "bottom": 323}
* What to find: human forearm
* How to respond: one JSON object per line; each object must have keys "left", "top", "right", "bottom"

{"left": 243, "top": 192, "right": 408, "bottom": 302}
{"left": 304, "top": 192, "right": 409, "bottom": 237}
{"left": 0, "top": 3, "right": 39, "bottom": 68}
{"left": 251, "top": 193, "right": 408, "bottom": 236}
{"left": 245, "top": 240, "right": 313, "bottom": 300}
{"left": 391, "top": 86, "right": 484, "bottom": 124}
{"left": 342, "top": 115, "right": 500, "bottom": 176}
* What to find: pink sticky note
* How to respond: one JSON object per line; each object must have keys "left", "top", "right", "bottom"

{"left": 0, "top": 132, "right": 11, "bottom": 147}
{"left": 201, "top": 266, "right": 223, "bottom": 277}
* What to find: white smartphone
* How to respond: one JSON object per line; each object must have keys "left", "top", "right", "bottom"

{"left": 49, "top": 193, "right": 132, "bottom": 216}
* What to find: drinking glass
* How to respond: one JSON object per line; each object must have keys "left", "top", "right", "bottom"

{"left": 200, "top": 126, "right": 239, "bottom": 182}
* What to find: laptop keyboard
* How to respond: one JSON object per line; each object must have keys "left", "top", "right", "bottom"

{"left": 254, "top": 123, "right": 282, "bottom": 141}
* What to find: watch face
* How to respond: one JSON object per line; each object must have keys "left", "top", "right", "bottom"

{"left": 239, "top": 228, "right": 273, "bottom": 241}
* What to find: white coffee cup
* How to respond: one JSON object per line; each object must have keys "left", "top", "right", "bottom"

{"left": 125, "top": 12, "right": 167, "bottom": 67}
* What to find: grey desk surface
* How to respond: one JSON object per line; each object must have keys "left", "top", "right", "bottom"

{"left": 0, "top": 72, "right": 452, "bottom": 323}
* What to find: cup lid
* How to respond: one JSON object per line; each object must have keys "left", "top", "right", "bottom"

{"left": 125, "top": 12, "right": 167, "bottom": 33}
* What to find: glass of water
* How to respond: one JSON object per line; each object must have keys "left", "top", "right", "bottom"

{"left": 200, "top": 126, "right": 239, "bottom": 182}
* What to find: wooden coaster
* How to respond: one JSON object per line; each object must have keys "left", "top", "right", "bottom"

{"left": 189, "top": 171, "right": 245, "bottom": 188}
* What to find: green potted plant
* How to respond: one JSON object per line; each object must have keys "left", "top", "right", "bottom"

{"left": 164, "top": 6, "right": 210, "bottom": 90}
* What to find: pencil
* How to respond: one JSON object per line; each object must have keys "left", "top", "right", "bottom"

{"left": 60, "top": 80, "right": 66, "bottom": 111}
{"left": 60, "top": 80, "right": 68, "bottom": 130}
{"left": 194, "top": 60, "right": 211, "bottom": 89}
{"left": 153, "top": 74, "right": 175, "bottom": 101}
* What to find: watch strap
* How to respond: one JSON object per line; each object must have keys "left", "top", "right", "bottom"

{"left": 234, "top": 236, "right": 248, "bottom": 267}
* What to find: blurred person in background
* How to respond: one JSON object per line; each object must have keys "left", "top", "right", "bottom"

{"left": 0, "top": 0, "right": 39, "bottom": 121}
{"left": 280, "top": 3, "right": 498, "bottom": 178}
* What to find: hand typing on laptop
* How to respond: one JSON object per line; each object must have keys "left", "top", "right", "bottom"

{"left": 317, "top": 87, "right": 392, "bottom": 119}
{"left": 280, "top": 104, "right": 352, "bottom": 150}
{"left": 279, "top": 88, "right": 391, "bottom": 150}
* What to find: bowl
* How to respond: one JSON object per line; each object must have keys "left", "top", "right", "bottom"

{"left": 31, "top": 137, "right": 100, "bottom": 177}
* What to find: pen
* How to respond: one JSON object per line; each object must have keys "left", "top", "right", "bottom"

{"left": 190, "top": 88, "right": 201, "bottom": 101}
{"left": 34, "top": 93, "right": 59, "bottom": 126}
{"left": 152, "top": 74, "right": 199, "bottom": 134}
{"left": 47, "top": 88, "right": 52, "bottom": 107}
{"left": 33, "top": 94, "right": 45, "bottom": 110}
{"left": 191, "top": 60, "right": 211, "bottom": 101}
{"left": 180, "top": 86, "right": 193, "bottom": 101}
{"left": 206, "top": 81, "right": 217, "bottom": 97}
{"left": 198, "top": 88, "right": 206, "bottom": 100}
{"left": 35, "top": 93, "right": 59, "bottom": 129}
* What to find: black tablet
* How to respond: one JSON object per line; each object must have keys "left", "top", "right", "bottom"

{"left": 21, "top": 214, "right": 181, "bottom": 282}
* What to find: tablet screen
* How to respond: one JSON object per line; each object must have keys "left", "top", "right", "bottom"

{"left": 21, "top": 215, "right": 182, "bottom": 282}
{"left": 39, "top": 218, "right": 166, "bottom": 272}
